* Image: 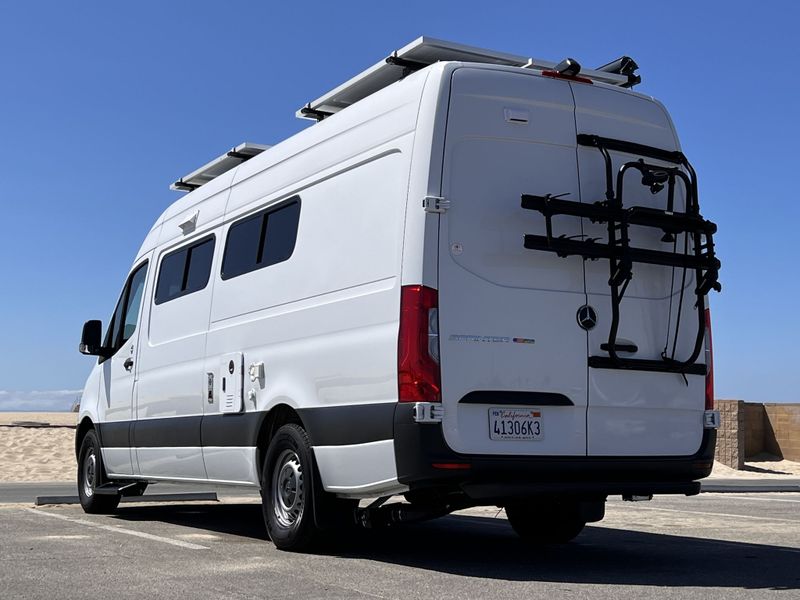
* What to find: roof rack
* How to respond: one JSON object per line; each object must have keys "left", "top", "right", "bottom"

{"left": 297, "top": 36, "right": 640, "bottom": 121}
{"left": 171, "top": 142, "right": 270, "bottom": 192}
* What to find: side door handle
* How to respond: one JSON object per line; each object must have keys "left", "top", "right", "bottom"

{"left": 123, "top": 357, "right": 134, "bottom": 371}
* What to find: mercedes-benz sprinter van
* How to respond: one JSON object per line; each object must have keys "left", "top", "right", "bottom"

{"left": 75, "top": 37, "right": 721, "bottom": 550}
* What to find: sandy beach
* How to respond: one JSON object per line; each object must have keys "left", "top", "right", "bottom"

{"left": 1, "top": 412, "right": 799, "bottom": 483}
{"left": 0, "top": 413, "right": 77, "bottom": 482}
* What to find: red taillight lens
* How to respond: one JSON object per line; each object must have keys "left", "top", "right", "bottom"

{"left": 398, "top": 285, "right": 441, "bottom": 402}
{"left": 432, "top": 462, "right": 471, "bottom": 470}
{"left": 540, "top": 70, "right": 594, "bottom": 84}
{"left": 704, "top": 308, "right": 714, "bottom": 410}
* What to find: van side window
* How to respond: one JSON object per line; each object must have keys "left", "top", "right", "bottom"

{"left": 103, "top": 294, "right": 125, "bottom": 352}
{"left": 121, "top": 265, "right": 148, "bottom": 343}
{"left": 100, "top": 261, "right": 149, "bottom": 362}
{"left": 155, "top": 236, "right": 215, "bottom": 304}
{"left": 222, "top": 198, "right": 300, "bottom": 280}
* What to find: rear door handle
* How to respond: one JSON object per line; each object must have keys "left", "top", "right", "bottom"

{"left": 123, "top": 357, "right": 134, "bottom": 371}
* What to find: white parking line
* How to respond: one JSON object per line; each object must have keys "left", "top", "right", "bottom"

{"left": 628, "top": 505, "right": 800, "bottom": 524}
{"left": 25, "top": 508, "right": 209, "bottom": 550}
{"left": 701, "top": 494, "right": 800, "bottom": 504}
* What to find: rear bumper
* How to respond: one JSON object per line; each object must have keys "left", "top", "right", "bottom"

{"left": 393, "top": 404, "right": 715, "bottom": 502}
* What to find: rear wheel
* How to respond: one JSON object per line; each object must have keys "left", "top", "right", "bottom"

{"left": 505, "top": 501, "right": 586, "bottom": 543}
{"left": 261, "top": 424, "right": 322, "bottom": 551}
{"left": 77, "top": 429, "right": 121, "bottom": 514}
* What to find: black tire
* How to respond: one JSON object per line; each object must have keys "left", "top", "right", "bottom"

{"left": 505, "top": 501, "right": 586, "bottom": 544}
{"left": 261, "top": 423, "right": 323, "bottom": 551}
{"left": 77, "top": 429, "right": 121, "bottom": 514}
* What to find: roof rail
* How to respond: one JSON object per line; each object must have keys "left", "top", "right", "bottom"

{"left": 297, "top": 37, "right": 640, "bottom": 121}
{"left": 171, "top": 142, "right": 270, "bottom": 192}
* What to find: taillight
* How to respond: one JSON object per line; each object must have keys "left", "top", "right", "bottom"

{"left": 704, "top": 308, "right": 714, "bottom": 410}
{"left": 431, "top": 462, "right": 471, "bottom": 470}
{"left": 540, "top": 70, "right": 593, "bottom": 84}
{"left": 398, "top": 285, "right": 441, "bottom": 402}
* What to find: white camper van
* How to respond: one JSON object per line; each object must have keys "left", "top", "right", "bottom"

{"left": 76, "top": 37, "right": 721, "bottom": 550}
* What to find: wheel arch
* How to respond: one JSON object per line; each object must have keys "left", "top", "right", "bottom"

{"left": 75, "top": 417, "right": 96, "bottom": 459}
{"left": 255, "top": 404, "right": 305, "bottom": 483}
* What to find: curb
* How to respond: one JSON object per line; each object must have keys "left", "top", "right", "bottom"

{"left": 701, "top": 479, "right": 800, "bottom": 493}
{"left": 2, "top": 422, "right": 76, "bottom": 429}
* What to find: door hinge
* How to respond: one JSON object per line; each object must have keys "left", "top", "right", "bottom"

{"left": 423, "top": 196, "right": 450, "bottom": 213}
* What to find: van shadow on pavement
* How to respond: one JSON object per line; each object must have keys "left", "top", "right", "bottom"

{"left": 109, "top": 503, "right": 799, "bottom": 591}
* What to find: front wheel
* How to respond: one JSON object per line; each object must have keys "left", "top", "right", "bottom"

{"left": 505, "top": 501, "right": 586, "bottom": 544}
{"left": 77, "top": 430, "right": 120, "bottom": 514}
{"left": 261, "top": 423, "right": 321, "bottom": 551}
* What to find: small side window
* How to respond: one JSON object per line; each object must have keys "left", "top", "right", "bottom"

{"left": 220, "top": 214, "right": 262, "bottom": 280}
{"left": 222, "top": 198, "right": 300, "bottom": 280}
{"left": 260, "top": 201, "right": 301, "bottom": 267}
{"left": 155, "top": 249, "right": 187, "bottom": 303}
{"left": 155, "top": 236, "right": 215, "bottom": 304}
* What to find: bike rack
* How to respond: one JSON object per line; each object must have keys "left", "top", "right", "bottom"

{"left": 521, "top": 134, "right": 721, "bottom": 375}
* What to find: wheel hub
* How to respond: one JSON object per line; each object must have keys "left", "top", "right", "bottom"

{"left": 272, "top": 450, "right": 304, "bottom": 527}
{"left": 82, "top": 451, "right": 96, "bottom": 498}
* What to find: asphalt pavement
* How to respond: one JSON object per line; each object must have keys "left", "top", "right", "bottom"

{"left": 0, "top": 481, "right": 260, "bottom": 504}
{"left": 0, "top": 484, "right": 798, "bottom": 599}
{"left": 3, "top": 478, "right": 798, "bottom": 505}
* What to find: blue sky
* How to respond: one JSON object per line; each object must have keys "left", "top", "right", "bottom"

{"left": 0, "top": 1, "right": 797, "bottom": 406}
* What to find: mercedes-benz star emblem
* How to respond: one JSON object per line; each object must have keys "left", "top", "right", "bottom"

{"left": 577, "top": 305, "right": 598, "bottom": 330}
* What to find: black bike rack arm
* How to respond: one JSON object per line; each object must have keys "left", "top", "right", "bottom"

{"left": 521, "top": 135, "right": 721, "bottom": 375}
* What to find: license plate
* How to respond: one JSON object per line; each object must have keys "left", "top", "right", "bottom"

{"left": 489, "top": 407, "right": 543, "bottom": 441}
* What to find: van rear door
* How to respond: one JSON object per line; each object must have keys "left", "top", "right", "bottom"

{"left": 437, "top": 68, "right": 587, "bottom": 456}
{"left": 571, "top": 84, "right": 705, "bottom": 456}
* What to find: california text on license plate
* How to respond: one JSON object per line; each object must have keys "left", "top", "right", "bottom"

{"left": 489, "top": 407, "right": 543, "bottom": 441}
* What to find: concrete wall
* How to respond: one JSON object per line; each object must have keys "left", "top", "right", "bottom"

{"left": 716, "top": 400, "right": 745, "bottom": 469}
{"left": 763, "top": 404, "right": 800, "bottom": 461}
{"left": 715, "top": 400, "right": 800, "bottom": 468}
{"left": 743, "top": 402, "right": 766, "bottom": 457}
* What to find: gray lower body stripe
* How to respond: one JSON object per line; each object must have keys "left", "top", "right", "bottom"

{"left": 95, "top": 402, "right": 396, "bottom": 449}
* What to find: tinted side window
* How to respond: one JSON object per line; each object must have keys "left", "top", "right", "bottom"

{"left": 221, "top": 214, "right": 262, "bottom": 279}
{"left": 155, "top": 249, "right": 186, "bottom": 303}
{"left": 155, "top": 237, "right": 215, "bottom": 304}
{"left": 222, "top": 198, "right": 300, "bottom": 280}
{"left": 260, "top": 201, "right": 301, "bottom": 267}
{"left": 100, "top": 261, "right": 149, "bottom": 362}
{"left": 121, "top": 265, "right": 148, "bottom": 344}
{"left": 185, "top": 239, "right": 215, "bottom": 292}
{"left": 103, "top": 295, "right": 124, "bottom": 351}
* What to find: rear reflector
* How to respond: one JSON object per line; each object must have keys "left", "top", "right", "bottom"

{"left": 398, "top": 285, "right": 441, "bottom": 402}
{"left": 431, "top": 462, "right": 471, "bottom": 470}
{"left": 704, "top": 308, "right": 714, "bottom": 410}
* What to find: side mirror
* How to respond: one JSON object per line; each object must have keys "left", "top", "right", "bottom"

{"left": 79, "top": 320, "right": 105, "bottom": 356}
